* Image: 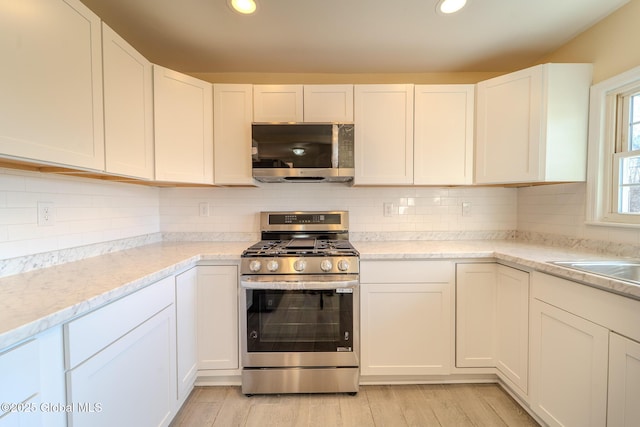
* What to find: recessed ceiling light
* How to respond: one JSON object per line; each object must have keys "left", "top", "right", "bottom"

{"left": 437, "top": 0, "right": 467, "bottom": 15}
{"left": 229, "top": 0, "right": 257, "bottom": 15}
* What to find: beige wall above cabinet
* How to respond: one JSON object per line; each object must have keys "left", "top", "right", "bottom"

{"left": 0, "top": 0, "right": 105, "bottom": 171}
{"left": 213, "top": 84, "right": 254, "bottom": 185}
{"left": 414, "top": 85, "right": 474, "bottom": 185}
{"left": 154, "top": 65, "right": 214, "bottom": 184}
{"left": 354, "top": 84, "right": 414, "bottom": 185}
{"left": 475, "top": 63, "right": 593, "bottom": 185}
{"left": 253, "top": 85, "right": 303, "bottom": 122}
{"left": 102, "top": 23, "right": 154, "bottom": 180}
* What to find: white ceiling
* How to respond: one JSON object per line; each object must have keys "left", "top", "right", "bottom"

{"left": 80, "top": 0, "right": 630, "bottom": 74}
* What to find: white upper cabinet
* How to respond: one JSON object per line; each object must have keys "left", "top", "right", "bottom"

{"left": 213, "top": 84, "right": 254, "bottom": 185}
{"left": 354, "top": 84, "right": 414, "bottom": 185}
{"left": 0, "top": 0, "right": 105, "bottom": 171}
{"left": 102, "top": 23, "right": 154, "bottom": 180}
{"left": 414, "top": 85, "right": 474, "bottom": 185}
{"left": 153, "top": 65, "right": 213, "bottom": 184}
{"left": 475, "top": 63, "right": 592, "bottom": 184}
{"left": 303, "top": 85, "right": 354, "bottom": 122}
{"left": 253, "top": 85, "right": 303, "bottom": 122}
{"left": 253, "top": 85, "right": 353, "bottom": 123}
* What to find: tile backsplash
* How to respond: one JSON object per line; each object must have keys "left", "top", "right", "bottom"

{"left": 3, "top": 166, "right": 639, "bottom": 277}
{"left": 517, "top": 182, "right": 640, "bottom": 250}
{"left": 0, "top": 168, "right": 160, "bottom": 261}
{"left": 159, "top": 184, "right": 518, "bottom": 239}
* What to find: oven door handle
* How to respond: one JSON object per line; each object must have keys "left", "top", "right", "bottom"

{"left": 240, "top": 274, "right": 359, "bottom": 290}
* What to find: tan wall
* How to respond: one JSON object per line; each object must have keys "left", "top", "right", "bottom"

{"left": 188, "top": 71, "right": 502, "bottom": 85}
{"left": 190, "top": 0, "right": 640, "bottom": 86}
{"left": 537, "top": 0, "right": 640, "bottom": 83}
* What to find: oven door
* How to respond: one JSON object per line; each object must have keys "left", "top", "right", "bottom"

{"left": 240, "top": 274, "right": 359, "bottom": 368}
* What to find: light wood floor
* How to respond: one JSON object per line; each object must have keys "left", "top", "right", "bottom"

{"left": 170, "top": 384, "right": 540, "bottom": 426}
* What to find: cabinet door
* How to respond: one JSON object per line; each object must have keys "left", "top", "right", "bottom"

{"left": 253, "top": 85, "right": 303, "bottom": 122}
{"left": 530, "top": 299, "right": 608, "bottom": 427}
{"left": 456, "top": 263, "right": 496, "bottom": 367}
{"left": 475, "top": 63, "right": 591, "bottom": 184}
{"left": 475, "top": 66, "right": 542, "bottom": 184}
{"left": 154, "top": 65, "right": 213, "bottom": 184}
{"left": 67, "top": 305, "right": 176, "bottom": 427}
{"left": 303, "top": 85, "right": 354, "bottom": 122}
{"left": 361, "top": 282, "right": 451, "bottom": 376}
{"left": 197, "top": 266, "right": 239, "bottom": 371}
{"left": 0, "top": 0, "right": 104, "bottom": 170}
{"left": 102, "top": 23, "right": 154, "bottom": 179}
{"left": 213, "top": 84, "right": 254, "bottom": 185}
{"left": 175, "top": 268, "right": 198, "bottom": 405}
{"left": 414, "top": 85, "right": 474, "bottom": 185}
{"left": 0, "top": 327, "right": 66, "bottom": 427}
{"left": 608, "top": 332, "right": 640, "bottom": 427}
{"left": 354, "top": 85, "right": 414, "bottom": 185}
{"left": 495, "top": 265, "right": 529, "bottom": 394}
{"left": 0, "top": 339, "right": 40, "bottom": 427}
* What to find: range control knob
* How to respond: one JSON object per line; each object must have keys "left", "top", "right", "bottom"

{"left": 337, "top": 259, "right": 350, "bottom": 272}
{"left": 320, "top": 259, "right": 333, "bottom": 272}
{"left": 249, "top": 260, "right": 262, "bottom": 272}
{"left": 293, "top": 259, "right": 307, "bottom": 272}
{"left": 266, "top": 260, "right": 279, "bottom": 272}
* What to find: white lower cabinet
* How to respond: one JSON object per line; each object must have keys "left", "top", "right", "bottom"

{"left": 456, "top": 263, "right": 529, "bottom": 396}
{"left": 495, "top": 265, "right": 529, "bottom": 394}
{"left": 197, "top": 266, "right": 239, "bottom": 372}
{"left": 175, "top": 268, "right": 198, "bottom": 406}
{"left": 0, "top": 327, "right": 65, "bottom": 427}
{"left": 455, "top": 263, "right": 496, "bottom": 368}
{"left": 65, "top": 276, "right": 176, "bottom": 427}
{"left": 529, "top": 271, "right": 640, "bottom": 427}
{"left": 608, "top": 332, "right": 640, "bottom": 427}
{"left": 360, "top": 260, "right": 452, "bottom": 376}
{"left": 530, "top": 299, "right": 608, "bottom": 427}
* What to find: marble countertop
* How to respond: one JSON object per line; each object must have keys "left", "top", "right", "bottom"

{"left": 1, "top": 239, "right": 638, "bottom": 351}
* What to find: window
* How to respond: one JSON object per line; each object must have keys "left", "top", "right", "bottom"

{"left": 587, "top": 66, "right": 640, "bottom": 227}
{"left": 614, "top": 90, "right": 640, "bottom": 214}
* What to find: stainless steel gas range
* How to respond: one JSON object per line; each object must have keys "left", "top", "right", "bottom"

{"left": 240, "top": 211, "right": 360, "bottom": 395}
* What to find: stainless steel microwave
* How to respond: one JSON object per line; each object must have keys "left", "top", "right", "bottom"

{"left": 251, "top": 123, "right": 354, "bottom": 183}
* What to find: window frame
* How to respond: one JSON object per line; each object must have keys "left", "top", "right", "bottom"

{"left": 587, "top": 65, "right": 640, "bottom": 227}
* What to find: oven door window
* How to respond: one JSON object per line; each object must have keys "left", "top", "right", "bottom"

{"left": 246, "top": 289, "right": 353, "bottom": 352}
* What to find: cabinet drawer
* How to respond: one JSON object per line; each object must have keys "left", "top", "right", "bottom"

{"left": 65, "top": 276, "right": 174, "bottom": 369}
{"left": 0, "top": 339, "right": 39, "bottom": 413}
{"left": 532, "top": 272, "right": 640, "bottom": 343}
{"left": 360, "top": 260, "right": 452, "bottom": 283}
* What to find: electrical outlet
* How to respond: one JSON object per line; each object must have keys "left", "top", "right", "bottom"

{"left": 37, "top": 202, "right": 55, "bottom": 226}
{"left": 383, "top": 202, "right": 394, "bottom": 217}
{"left": 199, "top": 202, "right": 210, "bottom": 217}
{"left": 462, "top": 201, "right": 472, "bottom": 216}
